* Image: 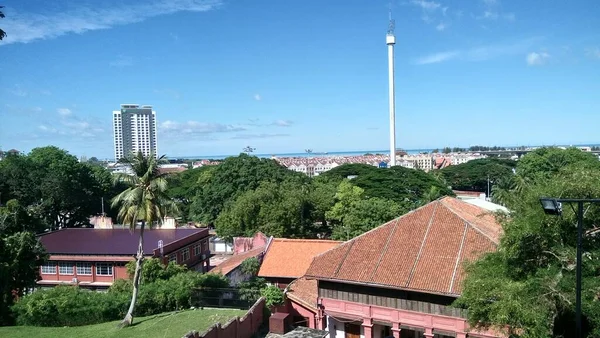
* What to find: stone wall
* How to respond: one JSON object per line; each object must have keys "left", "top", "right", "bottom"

{"left": 183, "top": 297, "right": 265, "bottom": 338}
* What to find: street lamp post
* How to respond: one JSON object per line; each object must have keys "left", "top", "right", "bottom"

{"left": 539, "top": 197, "right": 600, "bottom": 338}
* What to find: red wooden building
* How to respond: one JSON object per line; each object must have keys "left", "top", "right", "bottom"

{"left": 37, "top": 228, "right": 211, "bottom": 290}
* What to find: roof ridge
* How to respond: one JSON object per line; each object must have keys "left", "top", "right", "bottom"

{"left": 406, "top": 201, "right": 439, "bottom": 287}
{"left": 333, "top": 241, "right": 355, "bottom": 278}
{"left": 368, "top": 215, "right": 402, "bottom": 282}
{"left": 272, "top": 238, "right": 342, "bottom": 243}
{"left": 440, "top": 198, "right": 499, "bottom": 244}
{"left": 448, "top": 221, "right": 469, "bottom": 293}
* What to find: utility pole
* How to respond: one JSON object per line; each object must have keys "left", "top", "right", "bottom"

{"left": 386, "top": 6, "right": 397, "bottom": 167}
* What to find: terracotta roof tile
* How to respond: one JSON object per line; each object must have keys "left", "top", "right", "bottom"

{"left": 305, "top": 197, "right": 503, "bottom": 296}
{"left": 286, "top": 277, "right": 318, "bottom": 311}
{"left": 258, "top": 239, "right": 342, "bottom": 279}
{"left": 210, "top": 246, "right": 265, "bottom": 276}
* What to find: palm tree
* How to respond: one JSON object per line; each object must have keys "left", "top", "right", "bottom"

{"left": 1, "top": 6, "right": 7, "bottom": 41}
{"left": 111, "top": 152, "right": 177, "bottom": 327}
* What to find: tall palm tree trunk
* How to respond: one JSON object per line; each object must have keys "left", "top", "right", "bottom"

{"left": 120, "top": 222, "right": 145, "bottom": 327}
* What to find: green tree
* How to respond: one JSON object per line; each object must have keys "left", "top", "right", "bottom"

{"left": 189, "top": 154, "right": 306, "bottom": 225}
{"left": 0, "top": 5, "right": 6, "bottom": 41}
{"left": 455, "top": 165, "right": 600, "bottom": 337}
{"left": 0, "top": 202, "right": 47, "bottom": 325}
{"left": 166, "top": 167, "right": 210, "bottom": 222}
{"left": 439, "top": 158, "right": 516, "bottom": 192}
{"left": 111, "top": 152, "right": 178, "bottom": 327}
{"left": 318, "top": 164, "right": 452, "bottom": 205}
{"left": 516, "top": 147, "right": 600, "bottom": 181}
{"left": 215, "top": 180, "right": 314, "bottom": 239}
{"left": 240, "top": 257, "right": 261, "bottom": 276}
{"left": 326, "top": 181, "right": 405, "bottom": 240}
{"left": 125, "top": 258, "right": 187, "bottom": 284}
{"left": 261, "top": 285, "right": 285, "bottom": 308}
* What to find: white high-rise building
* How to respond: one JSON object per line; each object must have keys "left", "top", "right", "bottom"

{"left": 113, "top": 104, "right": 158, "bottom": 161}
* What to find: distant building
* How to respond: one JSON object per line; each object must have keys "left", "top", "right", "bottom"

{"left": 113, "top": 104, "right": 158, "bottom": 161}
{"left": 37, "top": 228, "right": 211, "bottom": 290}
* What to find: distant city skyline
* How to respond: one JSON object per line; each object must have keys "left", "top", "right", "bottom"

{"left": 1, "top": 0, "right": 599, "bottom": 159}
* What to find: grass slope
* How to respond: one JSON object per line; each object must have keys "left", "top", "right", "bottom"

{"left": 0, "top": 308, "right": 246, "bottom": 338}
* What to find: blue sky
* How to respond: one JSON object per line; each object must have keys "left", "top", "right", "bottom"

{"left": 1, "top": 0, "right": 599, "bottom": 159}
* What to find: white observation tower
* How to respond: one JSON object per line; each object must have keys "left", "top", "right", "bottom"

{"left": 386, "top": 11, "right": 397, "bottom": 167}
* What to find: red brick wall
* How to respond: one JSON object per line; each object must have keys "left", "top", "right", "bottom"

{"left": 188, "top": 297, "right": 265, "bottom": 338}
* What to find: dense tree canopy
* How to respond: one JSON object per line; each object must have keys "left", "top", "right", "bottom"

{"left": 456, "top": 148, "right": 600, "bottom": 337}
{"left": 0, "top": 147, "right": 115, "bottom": 230}
{"left": 317, "top": 163, "right": 453, "bottom": 204}
{"left": 0, "top": 201, "right": 47, "bottom": 325}
{"left": 166, "top": 166, "right": 210, "bottom": 222}
{"left": 439, "top": 158, "right": 517, "bottom": 192}
{"left": 189, "top": 154, "right": 307, "bottom": 224}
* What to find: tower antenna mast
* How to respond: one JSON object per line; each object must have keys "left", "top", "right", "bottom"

{"left": 386, "top": 2, "right": 397, "bottom": 167}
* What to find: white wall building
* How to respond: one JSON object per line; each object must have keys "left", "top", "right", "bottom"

{"left": 113, "top": 104, "right": 158, "bottom": 161}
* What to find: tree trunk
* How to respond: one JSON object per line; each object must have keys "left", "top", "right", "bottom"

{"left": 119, "top": 222, "right": 145, "bottom": 328}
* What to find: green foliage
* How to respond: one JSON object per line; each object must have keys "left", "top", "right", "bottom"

{"left": 166, "top": 167, "right": 210, "bottom": 222}
{"left": 11, "top": 286, "right": 128, "bottom": 327}
{"left": 318, "top": 164, "right": 452, "bottom": 205}
{"left": 326, "top": 181, "right": 405, "bottom": 240}
{"left": 125, "top": 258, "right": 187, "bottom": 284}
{"left": 240, "top": 257, "right": 261, "bottom": 276}
{"left": 238, "top": 277, "right": 267, "bottom": 303}
{"left": 456, "top": 148, "right": 600, "bottom": 337}
{"left": 0, "top": 146, "right": 110, "bottom": 230}
{"left": 439, "top": 158, "right": 516, "bottom": 192}
{"left": 0, "top": 201, "right": 48, "bottom": 325}
{"left": 261, "top": 286, "right": 285, "bottom": 307}
{"left": 190, "top": 154, "right": 307, "bottom": 225}
{"left": 215, "top": 180, "right": 314, "bottom": 239}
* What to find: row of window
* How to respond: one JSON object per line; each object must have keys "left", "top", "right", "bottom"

{"left": 41, "top": 262, "right": 113, "bottom": 276}
{"left": 168, "top": 242, "right": 206, "bottom": 264}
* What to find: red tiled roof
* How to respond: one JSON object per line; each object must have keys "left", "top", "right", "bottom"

{"left": 39, "top": 228, "right": 208, "bottom": 256}
{"left": 286, "top": 277, "right": 318, "bottom": 312}
{"left": 258, "top": 239, "right": 342, "bottom": 279}
{"left": 305, "top": 197, "right": 502, "bottom": 296}
{"left": 210, "top": 246, "right": 265, "bottom": 276}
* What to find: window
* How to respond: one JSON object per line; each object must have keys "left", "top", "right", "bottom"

{"left": 181, "top": 248, "right": 190, "bottom": 262}
{"left": 76, "top": 262, "right": 92, "bottom": 275}
{"left": 58, "top": 262, "right": 73, "bottom": 275}
{"left": 41, "top": 262, "right": 56, "bottom": 274}
{"left": 169, "top": 254, "right": 177, "bottom": 264}
{"left": 96, "top": 263, "right": 113, "bottom": 276}
{"left": 193, "top": 243, "right": 201, "bottom": 256}
{"left": 201, "top": 240, "right": 208, "bottom": 253}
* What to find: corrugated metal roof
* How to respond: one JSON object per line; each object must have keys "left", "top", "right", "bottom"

{"left": 39, "top": 228, "right": 208, "bottom": 256}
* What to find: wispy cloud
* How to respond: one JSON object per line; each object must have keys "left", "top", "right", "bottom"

{"left": 477, "top": 0, "right": 516, "bottom": 22}
{"left": 231, "top": 133, "right": 289, "bottom": 140}
{"left": 415, "top": 51, "right": 460, "bottom": 65}
{"left": 254, "top": 94, "right": 261, "bottom": 101}
{"left": 435, "top": 22, "right": 447, "bottom": 31}
{"left": 272, "top": 120, "right": 293, "bottom": 127}
{"left": 109, "top": 55, "right": 133, "bottom": 67}
{"left": 411, "top": 0, "right": 441, "bottom": 11}
{"left": 0, "top": 0, "right": 222, "bottom": 45}
{"left": 160, "top": 120, "right": 246, "bottom": 137}
{"left": 585, "top": 47, "right": 600, "bottom": 59}
{"left": 57, "top": 108, "right": 72, "bottom": 116}
{"left": 415, "top": 37, "right": 542, "bottom": 65}
{"left": 7, "top": 84, "right": 27, "bottom": 97}
{"left": 526, "top": 52, "right": 550, "bottom": 66}
{"left": 37, "top": 108, "right": 105, "bottom": 139}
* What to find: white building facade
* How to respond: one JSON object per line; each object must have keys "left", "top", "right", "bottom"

{"left": 113, "top": 104, "right": 158, "bottom": 160}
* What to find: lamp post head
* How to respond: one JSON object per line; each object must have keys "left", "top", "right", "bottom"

{"left": 540, "top": 198, "right": 562, "bottom": 215}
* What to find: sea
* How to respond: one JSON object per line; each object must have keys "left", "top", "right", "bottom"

{"left": 170, "top": 149, "right": 434, "bottom": 160}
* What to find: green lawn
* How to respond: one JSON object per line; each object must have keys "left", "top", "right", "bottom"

{"left": 0, "top": 308, "right": 246, "bottom": 338}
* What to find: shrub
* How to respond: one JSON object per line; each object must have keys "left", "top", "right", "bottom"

{"left": 260, "top": 286, "right": 284, "bottom": 307}
{"left": 11, "top": 286, "right": 128, "bottom": 326}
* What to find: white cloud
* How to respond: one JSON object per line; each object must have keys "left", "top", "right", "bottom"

{"left": 160, "top": 120, "right": 246, "bottom": 135}
{"left": 109, "top": 55, "right": 133, "bottom": 67}
{"left": 585, "top": 48, "right": 600, "bottom": 59}
{"left": 526, "top": 52, "right": 550, "bottom": 66}
{"left": 411, "top": 0, "right": 441, "bottom": 11}
{"left": 231, "top": 133, "right": 289, "bottom": 140}
{"left": 57, "top": 108, "right": 72, "bottom": 116}
{"left": 0, "top": 0, "right": 222, "bottom": 45}
{"left": 272, "top": 120, "right": 293, "bottom": 127}
{"left": 436, "top": 22, "right": 447, "bottom": 31}
{"left": 254, "top": 94, "right": 261, "bottom": 101}
{"left": 415, "top": 37, "right": 542, "bottom": 65}
{"left": 415, "top": 51, "right": 460, "bottom": 65}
